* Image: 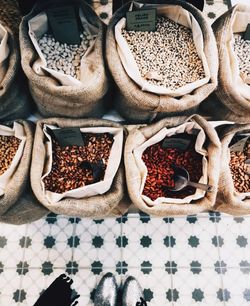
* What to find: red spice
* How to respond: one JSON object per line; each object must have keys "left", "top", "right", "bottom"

{"left": 142, "top": 137, "right": 203, "bottom": 201}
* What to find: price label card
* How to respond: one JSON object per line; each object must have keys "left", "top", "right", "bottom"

{"left": 47, "top": 5, "right": 80, "bottom": 45}
{"left": 244, "top": 24, "right": 250, "bottom": 41}
{"left": 162, "top": 138, "right": 191, "bottom": 151}
{"left": 126, "top": 9, "right": 156, "bottom": 32}
{"left": 230, "top": 136, "right": 249, "bottom": 152}
{"left": 52, "top": 127, "right": 84, "bottom": 147}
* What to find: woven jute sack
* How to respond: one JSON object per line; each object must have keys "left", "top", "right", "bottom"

{"left": 0, "top": 120, "right": 48, "bottom": 225}
{"left": 211, "top": 4, "right": 250, "bottom": 122}
{"left": 31, "top": 118, "right": 129, "bottom": 218}
{"left": 215, "top": 124, "right": 250, "bottom": 216}
{"left": 125, "top": 115, "right": 221, "bottom": 216}
{"left": 20, "top": 0, "right": 109, "bottom": 118}
{"left": 106, "top": 0, "right": 218, "bottom": 123}
{"left": 0, "top": 1, "right": 31, "bottom": 121}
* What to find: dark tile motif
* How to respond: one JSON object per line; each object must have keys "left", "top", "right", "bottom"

{"left": 164, "top": 236, "right": 176, "bottom": 248}
{"left": 41, "top": 261, "right": 53, "bottom": 275}
{"left": 141, "top": 261, "right": 152, "bottom": 275}
{"left": 192, "top": 289, "right": 204, "bottom": 302}
{"left": 44, "top": 236, "right": 55, "bottom": 248}
{"left": 166, "top": 289, "right": 179, "bottom": 302}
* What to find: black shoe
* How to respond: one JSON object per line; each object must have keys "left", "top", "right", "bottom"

{"left": 94, "top": 272, "right": 118, "bottom": 306}
{"left": 122, "top": 276, "right": 147, "bottom": 306}
{"left": 33, "top": 274, "right": 79, "bottom": 306}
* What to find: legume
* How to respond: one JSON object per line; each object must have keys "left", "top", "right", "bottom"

{"left": 122, "top": 16, "right": 205, "bottom": 90}
{"left": 234, "top": 35, "right": 250, "bottom": 83}
{"left": 0, "top": 136, "right": 21, "bottom": 175}
{"left": 142, "top": 135, "right": 203, "bottom": 201}
{"left": 43, "top": 133, "right": 114, "bottom": 193}
{"left": 38, "top": 31, "right": 94, "bottom": 80}
{"left": 229, "top": 139, "right": 250, "bottom": 193}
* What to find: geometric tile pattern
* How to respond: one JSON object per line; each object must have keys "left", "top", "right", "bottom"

{"left": 0, "top": 212, "right": 250, "bottom": 305}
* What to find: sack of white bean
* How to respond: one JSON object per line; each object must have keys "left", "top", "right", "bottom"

{"left": 106, "top": 0, "right": 218, "bottom": 123}
{"left": 207, "top": 4, "right": 250, "bottom": 122}
{"left": 30, "top": 118, "right": 129, "bottom": 218}
{"left": 124, "top": 115, "right": 221, "bottom": 216}
{"left": 216, "top": 124, "right": 250, "bottom": 215}
{"left": 0, "top": 120, "right": 48, "bottom": 225}
{"left": 20, "top": 0, "right": 109, "bottom": 118}
{"left": 0, "top": 1, "right": 31, "bottom": 120}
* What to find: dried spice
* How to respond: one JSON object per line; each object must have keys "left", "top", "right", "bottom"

{"left": 142, "top": 135, "right": 203, "bottom": 201}
{"left": 0, "top": 136, "right": 21, "bottom": 175}
{"left": 122, "top": 16, "right": 205, "bottom": 90}
{"left": 43, "top": 133, "right": 114, "bottom": 193}
{"left": 229, "top": 138, "right": 250, "bottom": 193}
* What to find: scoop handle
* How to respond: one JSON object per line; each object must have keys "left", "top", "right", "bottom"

{"left": 187, "top": 181, "right": 214, "bottom": 192}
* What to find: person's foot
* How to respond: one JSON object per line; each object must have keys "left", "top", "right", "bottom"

{"left": 94, "top": 272, "right": 118, "bottom": 306}
{"left": 122, "top": 276, "right": 147, "bottom": 306}
{"left": 33, "top": 274, "right": 79, "bottom": 306}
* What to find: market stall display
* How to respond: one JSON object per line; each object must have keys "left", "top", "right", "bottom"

{"left": 0, "top": 120, "right": 48, "bottom": 225}
{"left": 216, "top": 124, "right": 250, "bottom": 215}
{"left": 107, "top": 0, "right": 218, "bottom": 122}
{"left": 203, "top": 4, "right": 250, "bottom": 122}
{"left": 20, "top": 0, "right": 110, "bottom": 118}
{"left": 31, "top": 118, "right": 129, "bottom": 218}
{"left": 125, "top": 115, "right": 221, "bottom": 216}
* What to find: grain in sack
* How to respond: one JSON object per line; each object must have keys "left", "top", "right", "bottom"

{"left": 216, "top": 124, "right": 250, "bottom": 215}
{"left": 31, "top": 118, "right": 129, "bottom": 218}
{"left": 211, "top": 4, "right": 250, "bottom": 122}
{"left": 125, "top": 115, "right": 221, "bottom": 216}
{"left": 20, "top": 0, "right": 109, "bottom": 118}
{"left": 107, "top": 0, "right": 218, "bottom": 122}
{"left": 0, "top": 121, "right": 48, "bottom": 225}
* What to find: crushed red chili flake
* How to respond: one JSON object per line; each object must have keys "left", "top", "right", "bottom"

{"left": 142, "top": 135, "right": 203, "bottom": 201}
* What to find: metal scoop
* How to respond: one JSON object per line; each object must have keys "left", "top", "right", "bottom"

{"left": 167, "top": 166, "right": 213, "bottom": 192}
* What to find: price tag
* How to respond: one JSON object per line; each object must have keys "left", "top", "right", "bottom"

{"left": 230, "top": 136, "right": 249, "bottom": 152}
{"left": 126, "top": 9, "right": 156, "bottom": 32}
{"left": 52, "top": 127, "right": 84, "bottom": 147}
{"left": 162, "top": 138, "right": 191, "bottom": 151}
{"left": 47, "top": 5, "right": 80, "bottom": 45}
{"left": 244, "top": 24, "right": 250, "bottom": 41}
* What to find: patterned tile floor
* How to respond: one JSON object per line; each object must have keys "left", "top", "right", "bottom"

{"left": 1, "top": 0, "right": 250, "bottom": 305}
{"left": 0, "top": 213, "right": 250, "bottom": 305}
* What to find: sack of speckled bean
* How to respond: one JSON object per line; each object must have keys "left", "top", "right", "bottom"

{"left": 216, "top": 124, "right": 250, "bottom": 215}
{"left": 20, "top": 0, "right": 109, "bottom": 118}
{"left": 106, "top": 0, "right": 218, "bottom": 122}
{"left": 208, "top": 4, "right": 250, "bottom": 122}
{"left": 31, "top": 118, "right": 129, "bottom": 218}
{"left": 0, "top": 120, "right": 48, "bottom": 225}
{"left": 125, "top": 115, "right": 221, "bottom": 216}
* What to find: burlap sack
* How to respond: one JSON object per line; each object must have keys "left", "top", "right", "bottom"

{"left": 0, "top": 1, "right": 31, "bottom": 120}
{"left": 0, "top": 120, "right": 48, "bottom": 225}
{"left": 216, "top": 124, "right": 250, "bottom": 216}
{"left": 106, "top": 0, "right": 218, "bottom": 123}
{"left": 125, "top": 115, "right": 221, "bottom": 216}
{"left": 210, "top": 4, "right": 250, "bottom": 122}
{"left": 20, "top": 0, "right": 109, "bottom": 118}
{"left": 31, "top": 118, "right": 129, "bottom": 218}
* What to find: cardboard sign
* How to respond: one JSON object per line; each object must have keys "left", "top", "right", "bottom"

{"left": 244, "top": 24, "right": 250, "bottom": 41}
{"left": 230, "top": 136, "right": 249, "bottom": 152}
{"left": 47, "top": 5, "right": 80, "bottom": 45}
{"left": 126, "top": 9, "right": 156, "bottom": 32}
{"left": 52, "top": 127, "right": 84, "bottom": 147}
{"left": 162, "top": 138, "right": 191, "bottom": 151}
